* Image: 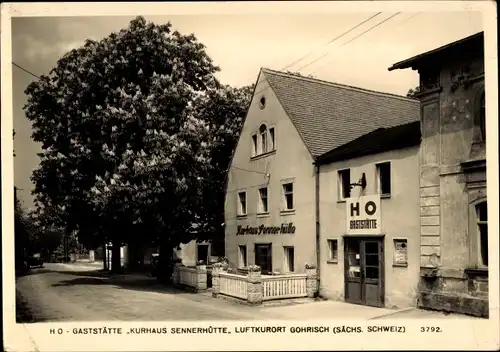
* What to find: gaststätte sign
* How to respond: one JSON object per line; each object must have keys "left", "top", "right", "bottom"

{"left": 346, "top": 195, "right": 381, "bottom": 235}
{"left": 236, "top": 223, "right": 296, "bottom": 235}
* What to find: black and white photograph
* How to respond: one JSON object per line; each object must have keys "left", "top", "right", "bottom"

{"left": 2, "top": 1, "right": 498, "bottom": 351}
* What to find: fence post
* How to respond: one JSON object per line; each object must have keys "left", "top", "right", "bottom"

{"left": 246, "top": 265, "right": 263, "bottom": 305}
{"left": 305, "top": 264, "right": 318, "bottom": 298}
{"left": 196, "top": 263, "right": 208, "bottom": 292}
{"left": 212, "top": 263, "right": 222, "bottom": 297}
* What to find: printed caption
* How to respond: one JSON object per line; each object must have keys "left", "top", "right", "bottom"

{"left": 49, "top": 324, "right": 443, "bottom": 336}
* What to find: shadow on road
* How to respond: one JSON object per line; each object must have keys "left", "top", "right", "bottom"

{"left": 50, "top": 269, "right": 197, "bottom": 296}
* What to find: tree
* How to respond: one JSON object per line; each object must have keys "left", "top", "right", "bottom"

{"left": 190, "top": 84, "right": 253, "bottom": 255}
{"left": 24, "top": 16, "right": 220, "bottom": 274}
{"left": 285, "top": 71, "right": 316, "bottom": 79}
{"left": 406, "top": 85, "right": 421, "bottom": 99}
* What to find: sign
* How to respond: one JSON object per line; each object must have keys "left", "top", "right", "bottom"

{"left": 346, "top": 195, "right": 381, "bottom": 235}
{"left": 393, "top": 239, "right": 408, "bottom": 265}
{"left": 236, "top": 222, "right": 296, "bottom": 236}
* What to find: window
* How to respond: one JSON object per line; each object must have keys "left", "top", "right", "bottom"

{"left": 255, "top": 244, "right": 272, "bottom": 274}
{"left": 258, "top": 187, "right": 268, "bottom": 214}
{"left": 238, "top": 245, "right": 247, "bottom": 268}
{"left": 327, "top": 239, "right": 338, "bottom": 262}
{"left": 476, "top": 201, "right": 488, "bottom": 267}
{"left": 376, "top": 162, "right": 391, "bottom": 197}
{"left": 284, "top": 246, "right": 295, "bottom": 272}
{"left": 269, "top": 127, "right": 275, "bottom": 151}
{"left": 259, "top": 124, "right": 268, "bottom": 154}
{"left": 197, "top": 244, "right": 209, "bottom": 264}
{"left": 282, "top": 182, "right": 294, "bottom": 211}
{"left": 237, "top": 191, "right": 247, "bottom": 216}
{"left": 252, "top": 124, "right": 275, "bottom": 157}
{"left": 338, "top": 169, "right": 351, "bottom": 200}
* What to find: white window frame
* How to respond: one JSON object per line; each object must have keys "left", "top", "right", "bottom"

{"left": 238, "top": 245, "right": 247, "bottom": 268}
{"left": 252, "top": 124, "right": 276, "bottom": 158}
{"left": 251, "top": 134, "right": 258, "bottom": 157}
{"left": 237, "top": 191, "right": 247, "bottom": 217}
{"left": 327, "top": 239, "right": 338, "bottom": 263}
{"left": 337, "top": 169, "right": 351, "bottom": 201}
{"left": 258, "top": 187, "right": 269, "bottom": 214}
{"left": 476, "top": 201, "right": 488, "bottom": 268}
{"left": 468, "top": 199, "right": 488, "bottom": 269}
{"left": 269, "top": 127, "right": 276, "bottom": 152}
{"left": 283, "top": 246, "right": 295, "bottom": 273}
{"left": 282, "top": 181, "right": 294, "bottom": 212}
{"left": 259, "top": 124, "right": 268, "bottom": 155}
{"left": 376, "top": 161, "right": 392, "bottom": 198}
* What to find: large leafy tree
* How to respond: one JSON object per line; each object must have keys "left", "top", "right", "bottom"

{"left": 24, "top": 16, "right": 220, "bottom": 274}
{"left": 191, "top": 84, "right": 253, "bottom": 255}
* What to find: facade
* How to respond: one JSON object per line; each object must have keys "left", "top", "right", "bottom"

{"left": 225, "top": 68, "right": 419, "bottom": 279}
{"left": 316, "top": 122, "right": 421, "bottom": 309}
{"left": 113, "top": 240, "right": 214, "bottom": 270}
{"left": 389, "top": 32, "right": 488, "bottom": 317}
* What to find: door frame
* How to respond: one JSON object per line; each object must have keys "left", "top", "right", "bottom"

{"left": 254, "top": 243, "right": 273, "bottom": 274}
{"left": 343, "top": 235, "right": 385, "bottom": 308}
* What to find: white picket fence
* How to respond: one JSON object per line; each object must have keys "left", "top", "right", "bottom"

{"left": 219, "top": 272, "right": 248, "bottom": 300}
{"left": 178, "top": 266, "right": 197, "bottom": 288}
{"left": 262, "top": 274, "right": 308, "bottom": 301}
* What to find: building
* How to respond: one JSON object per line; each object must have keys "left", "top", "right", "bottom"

{"left": 389, "top": 32, "right": 488, "bottom": 317}
{"left": 315, "top": 121, "right": 421, "bottom": 309}
{"left": 224, "top": 68, "right": 419, "bottom": 278}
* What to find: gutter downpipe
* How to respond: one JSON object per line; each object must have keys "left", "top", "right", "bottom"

{"left": 314, "top": 161, "right": 321, "bottom": 297}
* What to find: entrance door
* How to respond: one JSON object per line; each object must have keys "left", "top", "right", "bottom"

{"left": 254, "top": 244, "right": 272, "bottom": 274}
{"left": 344, "top": 237, "right": 384, "bottom": 307}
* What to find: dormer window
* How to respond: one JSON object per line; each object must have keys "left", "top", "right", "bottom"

{"left": 251, "top": 124, "right": 276, "bottom": 158}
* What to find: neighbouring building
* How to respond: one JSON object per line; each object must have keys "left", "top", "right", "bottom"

{"left": 389, "top": 32, "right": 488, "bottom": 317}
{"left": 225, "top": 68, "right": 419, "bottom": 279}
{"left": 315, "top": 121, "right": 421, "bottom": 309}
{"left": 107, "top": 239, "right": 216, "bottom": 271}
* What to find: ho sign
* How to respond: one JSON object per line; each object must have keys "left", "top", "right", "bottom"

{"left": 346, "top": 195, "right": 381, "bottom": 235}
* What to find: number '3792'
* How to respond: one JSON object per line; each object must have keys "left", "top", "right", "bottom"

{"left": 420, "top": 326, "right": 442, "bottom": 333}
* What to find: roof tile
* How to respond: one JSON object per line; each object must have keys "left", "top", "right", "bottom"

{"left": 262, "top": 69, "right": 420, "bottom": 157}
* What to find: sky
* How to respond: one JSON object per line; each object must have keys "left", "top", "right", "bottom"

{"left": 11, "top": 11, "right": 484, "bottom": 208}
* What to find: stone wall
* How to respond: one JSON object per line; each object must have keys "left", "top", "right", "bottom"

{"left": 416, "top": 49, "right": 487, "bottom": 317}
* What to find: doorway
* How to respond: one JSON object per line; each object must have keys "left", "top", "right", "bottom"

{"left": 254, "top": 244, "right": 272, "bottom": 274}
{"left": 344, "top": 237, "right": 384, "bottom": 307}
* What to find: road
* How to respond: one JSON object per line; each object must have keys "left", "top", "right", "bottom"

{"left": 15, "top": 263, "right": 275, "bottom": 322}
{"left": 16, "top": 263, "right": 481, "bottom": 322}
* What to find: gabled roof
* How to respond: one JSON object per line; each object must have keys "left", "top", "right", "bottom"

{"left": 315, "top": 121, "right": 421, "bottom": 165}
{"left": 388, "top": 32, "right": 484, "bottom": 71}
{"left": 261, "top": 68, "right": 420, "bottom": 157}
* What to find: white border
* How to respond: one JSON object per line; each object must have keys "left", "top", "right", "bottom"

{"left": 2, "top": 2, "right": 498, "bottom": 351}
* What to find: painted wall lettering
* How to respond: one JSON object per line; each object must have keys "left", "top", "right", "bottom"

{"left": 346, "top": 195, "right": 381, "bottom": 235}
{"left": 236, "top": 223, "right": 296, "bottom": 236}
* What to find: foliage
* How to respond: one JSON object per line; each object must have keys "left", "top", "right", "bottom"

{"left": 24, "top": 16, "right": 252, "bottom": 272}
{"left": 189, "top": 84, "right": 253, "bottom": 246}
{"left": 406, "top": 86, "right": 421, "bottom": 99}
{"left": 285, "top": 71, "right": 316, "bottom": 78}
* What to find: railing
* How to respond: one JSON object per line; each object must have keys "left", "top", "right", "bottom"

{"left": 219, "top": 272, "right": 248, "bottom": 300}
{"left": 262, "top": 274, "right": 308, "bottom": 301}
{"left": 178, "top": 266, "right": 198, "bottom": 288}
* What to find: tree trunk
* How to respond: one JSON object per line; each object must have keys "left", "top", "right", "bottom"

{"left": 111, "top": 239, "right": 122, "bottom": 274}
{"left": 158, "top": 241, "right": 173, "bottom": 284}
